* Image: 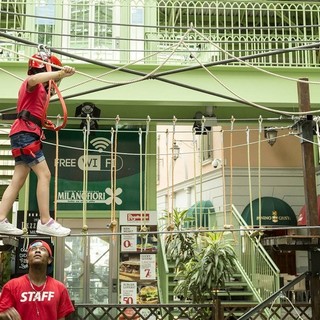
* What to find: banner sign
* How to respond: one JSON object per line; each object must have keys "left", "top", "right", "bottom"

{"left": 28, "top": 129, "right": 145, "bottom": 211}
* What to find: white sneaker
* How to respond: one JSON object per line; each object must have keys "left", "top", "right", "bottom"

{"left": 0, "top": 218, "right": 23, "bottom": 236}
{"left": 36, "top": 218, "right": 71, "bottom": 237}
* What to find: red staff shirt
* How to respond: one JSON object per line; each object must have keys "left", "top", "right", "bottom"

{"left": 0, "top": 274, "right": 74, "bottom": 319}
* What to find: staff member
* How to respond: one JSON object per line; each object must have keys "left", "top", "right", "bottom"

{"left": 0, "top": 240, "right": 74, "bottom": 319}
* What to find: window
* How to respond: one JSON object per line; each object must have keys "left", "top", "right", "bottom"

{"left": 199, "top": 132, "right": 212, "bottom": 162}
{"left": 69, "top": 0, "right": 114, "bottom": 60}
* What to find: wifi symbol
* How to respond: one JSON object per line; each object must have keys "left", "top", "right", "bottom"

{"left": 90, "top": 137, "right": 111, "bottom": 153}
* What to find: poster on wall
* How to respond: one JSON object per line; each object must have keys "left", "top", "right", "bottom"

{"left": 121, "top": 282, "right": 137, "bottom": 304}
{"left": 121, "top": 226, "right": 138, "bottom": 252}
{"left": 140, "top": 254, "right": 156, "bottom": 280}
{"left": 28, "top": 129, "right": 145, "bottom": 211}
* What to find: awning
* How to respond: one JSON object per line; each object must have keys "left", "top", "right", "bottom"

{"left": 241, "top": 196, "right": 297, "bottom": 226}
{"left": 186, "top": 200, "right": 215, "bottom": 228}
{"left": 297, "top": 195, "right": 320, "bottom": 226}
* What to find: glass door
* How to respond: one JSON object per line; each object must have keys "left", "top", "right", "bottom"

{"left": 55, "top": 219, "right": 117, "bottom": 304}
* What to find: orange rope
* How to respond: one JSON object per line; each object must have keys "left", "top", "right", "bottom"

{"left": 42, "top": 80, "right": 68, "bottom": 131}
{"left": 42, "top": 60, "right": 68, "bottom": 131}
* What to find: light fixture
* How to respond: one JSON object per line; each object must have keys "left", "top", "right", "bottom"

{"left": 264, "top": 127, "right": 278, "bottom": 146}
{"left": 193, "top": 111, "right": 218, "bottom": 135}
{"left": 171, "top": 141, "right": 180, "bottom": 161}
{"left": 75, "top": 102, "right": 101, "bottom": 130}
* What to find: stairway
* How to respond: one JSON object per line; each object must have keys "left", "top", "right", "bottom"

{"left": 166, "top": 261, "right": 257, "bottom": 304}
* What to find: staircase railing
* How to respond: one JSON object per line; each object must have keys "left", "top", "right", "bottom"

{"left": 211, "top": 204, "right": 280, "bottom": 301}
{"left": 157, "top": 204, "right": 280, "bottom": 313}
{"left": 238, "top": 271, "right": 310, "bottom": 320}
{"left": 157, "top": 218, "right": 171, "bottom": 304}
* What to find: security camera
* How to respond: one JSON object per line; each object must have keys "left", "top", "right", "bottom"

{"left": 212, "top": 159, "right": 221, "bottom": 168}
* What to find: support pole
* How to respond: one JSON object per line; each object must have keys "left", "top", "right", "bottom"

{"left": 297, "top": 78, "right": 320, "bottom": 320}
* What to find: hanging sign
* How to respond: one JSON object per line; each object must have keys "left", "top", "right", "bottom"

{"left": 28, "top": 129, "right": 145, "bottom": 211}
{"left": 120, "top": 211, "right": 157, "bottom": 225}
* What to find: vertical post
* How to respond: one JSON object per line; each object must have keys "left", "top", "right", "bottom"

{"left": 297, "top": 78, "right": 320, "bottom": 320}
{"left": 213, "top": 298, "right": 223, "bottom": 320}
{"left": 297, "top": 78, "right": 319, "bottom": 232}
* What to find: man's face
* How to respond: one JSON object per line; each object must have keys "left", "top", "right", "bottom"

{"left": 27, "top": 244, "right": 52, "bottom": 266}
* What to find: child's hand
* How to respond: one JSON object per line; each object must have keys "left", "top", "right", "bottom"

{"left": 60, "top": 66, "right": 75, "bottom": 77}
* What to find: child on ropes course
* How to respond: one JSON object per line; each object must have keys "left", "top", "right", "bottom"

{"left": 0, "top": 49, "right": 75, "bottom": 237}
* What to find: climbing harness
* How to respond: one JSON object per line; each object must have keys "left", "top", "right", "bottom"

{"left": 11, "top": 140, "right": 42, "bottom": 158}
{"left": 17, "top": 110, "right": 42, "bottom": 127}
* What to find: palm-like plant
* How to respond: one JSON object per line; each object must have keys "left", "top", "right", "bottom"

{"left": 161, "top": 210, "right": 238, "bottom": 319}
{"left": 174, "top": 232, "right": 238, "bottom": 304}
{"left": 161, "top": 209, "right": 196, "bottom": 270}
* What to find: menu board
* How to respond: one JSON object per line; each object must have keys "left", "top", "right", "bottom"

{"left": 119, "top": 211, "right": 159, "bottom": 306}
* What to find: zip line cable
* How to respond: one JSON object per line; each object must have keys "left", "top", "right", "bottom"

{"left": 2, "top": 30, "right": 320, "bottom": 118}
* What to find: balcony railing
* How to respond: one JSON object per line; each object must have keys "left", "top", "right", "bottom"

{"left": 1, "top": 0, "right": 320, "bottom": 66}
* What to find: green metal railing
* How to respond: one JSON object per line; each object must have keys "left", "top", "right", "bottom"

{"left": 221, "top": 204, "right": 281, "bottom": 301}
{"left": 157, "top": 207, "right": 280, "bottom": 311}
{"left": 1, "top": 0, "right": 320, "bottom": 66}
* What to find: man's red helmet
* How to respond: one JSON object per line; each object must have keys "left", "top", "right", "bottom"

{"left": 28, "top": 53, "right": 62, "bottom": 75}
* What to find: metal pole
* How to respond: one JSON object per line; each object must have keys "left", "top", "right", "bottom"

{"left": 297, "top": 78, "right": 320, "bottom": 320}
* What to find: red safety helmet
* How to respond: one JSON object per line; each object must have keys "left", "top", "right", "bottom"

{"left": 28, "top": 53, "right": 62, "bottom": 75}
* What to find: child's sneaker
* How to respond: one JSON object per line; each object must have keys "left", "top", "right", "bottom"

{"left": 36, "top": 218, "right": 71, "bottom": 237}
{"left": 0, "top": 218, "right": 23, "bottom": 236}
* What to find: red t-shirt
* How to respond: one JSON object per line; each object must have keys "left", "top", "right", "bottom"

{"left": 10, "top": 78, "right": 47, "bottom": 138}
{"left": 0, "top": 274, "right": 74, "bottom": 319}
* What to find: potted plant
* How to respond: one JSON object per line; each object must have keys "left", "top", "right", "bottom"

{"left": 173, "top": 232, "right": 238, "bottom": 319}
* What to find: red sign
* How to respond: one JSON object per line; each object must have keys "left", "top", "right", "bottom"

{"left": 120, "top": 211, "right": 157, "bottom": 225}
{"left": 127, "top": 213, "right": 150, "bottom": 222}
